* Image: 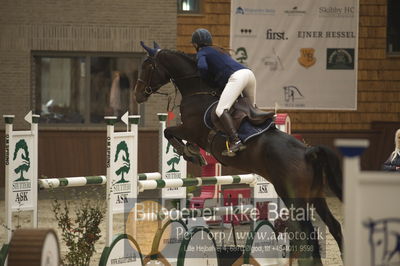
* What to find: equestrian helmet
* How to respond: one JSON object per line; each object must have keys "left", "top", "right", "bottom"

{"left": 192, "top": 28, "right": 213, "bottom": 47}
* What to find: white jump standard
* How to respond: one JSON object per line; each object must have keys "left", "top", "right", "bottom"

{"left": 336, "top": 139, "right": 400, "bottom": 266}
{"left": 4, "top": 113, "right": 39, "bottom": 242}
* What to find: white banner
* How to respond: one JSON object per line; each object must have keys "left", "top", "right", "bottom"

{"left": 230, "top": 0, "right": 358, "bottom": 110}
{"left": 8, "top": 133, "right": 37, "bottom": 211}
{"left": 110, "top": 133, "right": 137, "bottom": 214}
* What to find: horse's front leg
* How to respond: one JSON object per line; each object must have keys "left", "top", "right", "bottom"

{"left": 164, "top": 125, "right": 207, "bottom": 166}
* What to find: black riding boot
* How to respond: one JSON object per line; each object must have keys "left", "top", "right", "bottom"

{"left": 219, "top": 109, "right": 246, "bottom": 157}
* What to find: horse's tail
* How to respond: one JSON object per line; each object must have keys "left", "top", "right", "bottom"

{"left": 305, "top": 146, "right": 343, "bottom": 201}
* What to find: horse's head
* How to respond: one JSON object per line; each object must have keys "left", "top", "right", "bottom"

{"left": 134, "top": 41, "right": 199, "bottom": 103}
{"left": 134, "top": 42, "right": 171, "bottom": 103}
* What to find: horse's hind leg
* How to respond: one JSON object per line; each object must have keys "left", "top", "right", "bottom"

{"left": 286, "top": 220, "right": 323, "bottom": 266}
{"left": 300, "top": 220, "right": 323, "bottom": 266}
{"left": 284, "top": 199, "right": 323, "bottom": 266}
{"left": 313, "top": 198, "right": 343, "bottom": 254}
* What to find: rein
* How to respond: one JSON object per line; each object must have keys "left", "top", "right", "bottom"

{"left": 136, "top": 66, "right": 168, "bottom": 98}
{"left": 185, "top": 90, "right": 220, "bottom": 98}
{"left": 137, "top": 78, "right": 169, "bottom": 97}
{"left": 139, "top": 52, "right": 220, "bottom": 111}
{"left": 169, "top": 74, "right": 219, "bottom": 111}
{"left": 169, "top": 75, "right": 220, "bottom": 98}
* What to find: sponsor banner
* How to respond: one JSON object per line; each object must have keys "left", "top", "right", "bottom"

{"left": 8, "top": 135, "right": 36, "bottom": 211}
{"left": 110, "top": 134, "right": 137, "bottom": 214}
{"left": 159, "top": 116, "right": 187, "bottom": 199}
{"left": 231, "top": 0, "right": 358, "bottom": 110}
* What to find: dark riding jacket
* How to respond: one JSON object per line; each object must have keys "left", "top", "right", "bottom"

{"left": 196, "top": 46, "right": 247, "bottom": 89}
{"left": 382, "top": 152, "right": 400, "bottom": 171}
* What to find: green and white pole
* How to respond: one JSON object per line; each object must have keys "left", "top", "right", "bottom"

{"left": 4, "top": 112, "right": 39, "bottom": 243}
{"left": 138, "top": 174, "right": 257, "bottom": 192}
{"left": 38, "top": 172, "right": 162, "bottom": 189}
{"left": 138, "top": 172, "right": 161, "bottom": 180}
{"left": 39, "top": 175, "right": 107, "bottom": 189}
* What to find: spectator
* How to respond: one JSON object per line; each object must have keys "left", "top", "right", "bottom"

{"left": 382, "top": 129, "right": 400, "bottom": 171}
{"left": 110, "top": 71, "right": 121, "bottom": 116}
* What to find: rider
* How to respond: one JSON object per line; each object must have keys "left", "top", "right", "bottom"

{"left": 191, "top": 28, "right": 256, "bottom": 157}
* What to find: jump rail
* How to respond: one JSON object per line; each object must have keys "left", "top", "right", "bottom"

{"left": 38, "top": 172, "right": 162, "bottom": 189}
{"left": 138, "top": 174, "right": 257, "bottom": 192}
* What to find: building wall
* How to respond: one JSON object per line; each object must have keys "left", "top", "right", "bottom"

{"left": 178, "top": 0, "right": 231, "bottom": 52}
{"left": 177, "top": 0, "right": 400, "bottom": 131}
{"left": 0, "top": 0, "right": 177, "bottom": 129}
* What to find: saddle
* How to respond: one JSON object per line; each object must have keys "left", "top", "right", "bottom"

{"left": 210, "top": 96, "right": 275, "bottom": 133}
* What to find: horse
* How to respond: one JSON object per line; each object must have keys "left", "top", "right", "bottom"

{"left": 134, "top": 42, "right": 343, "bottom": 265}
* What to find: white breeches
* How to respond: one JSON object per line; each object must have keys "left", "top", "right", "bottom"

{"left": 215, "top": 68, "right": 256, "bottom": 117}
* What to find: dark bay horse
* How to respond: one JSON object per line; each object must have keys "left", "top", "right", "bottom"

{"left": 134, "top": 44, "right": 343, "bottom": 265}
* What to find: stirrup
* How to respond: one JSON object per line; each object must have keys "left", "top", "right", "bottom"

{"left": 222, "top": 140, "right": 246, "bottom": 157}
{"left": 232, "top": 140, "right": 247, "bottom": 152}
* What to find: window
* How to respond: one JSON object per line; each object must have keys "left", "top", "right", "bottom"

{"left": 178, "top": 0, "right": 201, "bottom": 14}
{"left": 387, "top": 0, "right": 400, "bottom": 54}
{"left": 33, "top": 53, "right": 141, "bottom": 124}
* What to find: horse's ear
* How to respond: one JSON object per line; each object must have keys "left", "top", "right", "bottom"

{"left": 140, "top": 41, "right": 157, "bottom": 56}
{"left": 153, "top": 41, "right": 161, "bottom": 51}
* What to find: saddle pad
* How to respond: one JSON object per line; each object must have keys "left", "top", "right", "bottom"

{"left": 204, "top": 101, "right": 275, "bottom": 143}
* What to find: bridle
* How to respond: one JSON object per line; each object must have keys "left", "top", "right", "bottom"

{"left": 136, "top": 57, "right": 167, "bottom": 97}
{"left": 137, "top": 53, "right": 219, "bottom": 99}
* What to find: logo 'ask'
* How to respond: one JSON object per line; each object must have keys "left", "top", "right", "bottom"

{"left": 166, "top": 142, "right": 181, "bottom": 173}
{"left": 114, "top": 141, "right": 130, "bottom": 183}
{"left": 13, "top": 139, "right": 30, "bottom": 182}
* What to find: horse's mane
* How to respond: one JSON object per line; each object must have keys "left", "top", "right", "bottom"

{"left": 156, "top": 49, "right": 219, "bottom": 92}
{"left": 158, "top": 49, "right": 197, "bottom": 66}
